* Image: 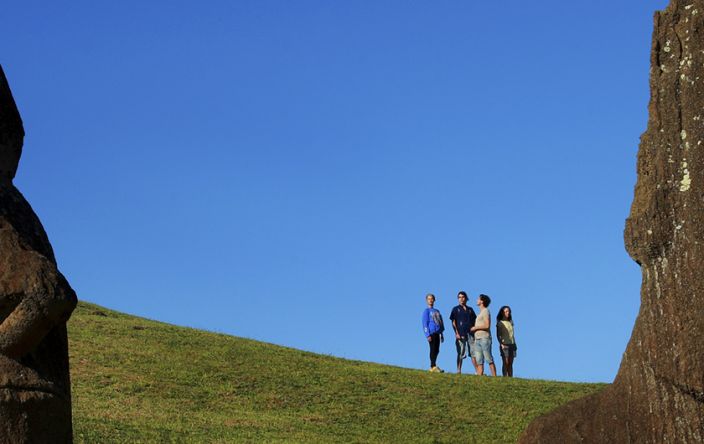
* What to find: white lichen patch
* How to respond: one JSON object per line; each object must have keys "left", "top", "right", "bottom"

{"left": 680, "top": 169, "right": 692, "bottom": 191}
{"left": 680, "top": 53, "right": 694, "bottom": 70}
{"left": 685, "top": 4, "right": 694, "bottom": 10}
{"left": 681, "top": 130, "right": 688, "bottom": 140}
{"left": 647, "top": 229, "right": 653, "bottom": 235}
{"left": 664, "top": 40, "right": 672, "bottom": 53}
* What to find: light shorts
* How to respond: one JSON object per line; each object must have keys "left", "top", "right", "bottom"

{"left": 473, "top": 336, "right": 494, "bottom": 365}
{"left": 456, "top": 335, "right": 476, "bottom": 360}
{"left": 455, "top": 337, "right": 468, "bottom": 359}
{"left": 468, "top": 335, "right": 476, "bottom": 358}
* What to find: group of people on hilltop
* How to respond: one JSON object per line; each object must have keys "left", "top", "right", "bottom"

{"left": 421, "top": 292, "right": 516, "bottom": 377}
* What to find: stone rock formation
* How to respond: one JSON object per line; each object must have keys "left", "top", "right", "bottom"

{"left": 0, "top": 66, "right": 77, "bottom": 442}
{"left": 520, "top": 1, "right": 704, "bottom": 442}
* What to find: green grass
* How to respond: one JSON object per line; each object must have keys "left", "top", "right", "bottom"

{"left": 69, "top": 301, "right": 604, "bottom": 443}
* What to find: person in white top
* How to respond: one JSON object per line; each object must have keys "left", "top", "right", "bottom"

{"left": 470, "top": 294, "right": 497, "bottom": 376}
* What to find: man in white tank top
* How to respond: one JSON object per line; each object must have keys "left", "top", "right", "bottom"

{"left": 470, "top": 294, "right": 497, "bottom": 376}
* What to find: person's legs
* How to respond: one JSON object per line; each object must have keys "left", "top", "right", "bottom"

{"left": 455, "top": 337, "right": 468, "bottom": 373}
{"left": 455, "top": 339, "right": 462, "bottom": 373}
{"left": 468, "top": 336, "right": 478, "bottom": 372}
{"left": 476, "top": 337, "right": 496, "bottom": 376}
{"left": 473, "top": 338, "right": 486, "bottom": 375}
{"left": 500, "top": 347, "right": 509, "bottom": 376}
{"left": 507, "top": 345, "right": 515, "bottom": 377}
{"left": 429, "top": 333, "right": 440, "bottom": 369}
{"left": 485, "top": 337, "right": 497, "bottom": 376}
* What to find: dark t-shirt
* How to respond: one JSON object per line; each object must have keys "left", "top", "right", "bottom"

{"left": 449, "top": 305, "right": 477, "bottom": 337}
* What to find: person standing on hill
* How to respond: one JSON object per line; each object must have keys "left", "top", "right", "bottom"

{"left": 470, "top": 294, "right": 497, "bottom": 376}
{"left": 449, "top": 291, "right": 477, "bottom": 374}
{"left": 496, "top": 305, "right": 517, "bottom": 377}
{"left": 422, "top": 293, "right": 444, "bottom": 373}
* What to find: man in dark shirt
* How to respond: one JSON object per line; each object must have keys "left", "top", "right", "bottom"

{"left": 449, "top": 291, "right": 477, "bottom": 374}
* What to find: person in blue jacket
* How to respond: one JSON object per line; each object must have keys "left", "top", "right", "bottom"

{"left": 422, "top": 293, "right": 445, "bottom": 372}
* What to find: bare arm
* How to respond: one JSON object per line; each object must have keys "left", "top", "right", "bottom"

{"left": 452, "top": 319, "right": 460, "bottom": 338}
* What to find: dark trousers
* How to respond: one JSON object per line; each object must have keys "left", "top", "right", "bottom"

{"left": 428, "top": 333, "right": 440, "bottom": 367}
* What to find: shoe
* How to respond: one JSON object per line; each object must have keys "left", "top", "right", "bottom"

{"left": 429, "top": 366, "right": 444, "bottom": 373}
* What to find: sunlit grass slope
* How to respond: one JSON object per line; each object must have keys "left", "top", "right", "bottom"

{"left": 69, "top": 301, "right": 604, "bottom": 443}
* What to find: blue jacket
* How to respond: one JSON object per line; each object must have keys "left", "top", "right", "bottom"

{"left": 422, "top": 307, "right": 444, "bottom": 337}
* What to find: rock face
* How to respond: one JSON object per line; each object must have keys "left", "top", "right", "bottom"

{"left": 520, "top": 1, "right": 704, "bottom": 443}
{"left": 0, "top": 66, "right": 77, "bottom": 442}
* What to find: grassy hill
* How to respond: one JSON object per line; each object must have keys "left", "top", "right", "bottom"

{"left": 69, "top": 301, "right": 604, "bottom": 443}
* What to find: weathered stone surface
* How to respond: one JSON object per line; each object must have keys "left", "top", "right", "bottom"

{"left": 519, "top": 1, "right": 704, "bottom": 443}
{"left": 0, "top": 66, "right": 77, "bottom": 443}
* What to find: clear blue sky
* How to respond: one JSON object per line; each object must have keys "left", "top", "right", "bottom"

{"left": 4, "top": 0, "right": 669, "bottom": 382}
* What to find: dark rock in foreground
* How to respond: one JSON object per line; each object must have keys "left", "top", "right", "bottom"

{"left": 0, "top": 66, "right": 77, "bottom": 443}
{"left": 520, "top": 1, "right": 704, "bottom": 442}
